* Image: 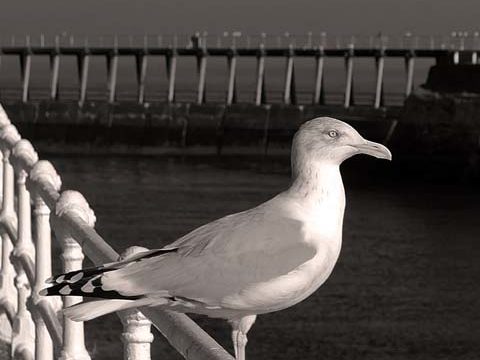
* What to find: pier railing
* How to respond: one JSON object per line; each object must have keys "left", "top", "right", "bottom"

{"left": 1, "top": 32, "right": 479, "bottom": 108}
{"left": 0, "top": 103, "right": 234, "bottom": 359}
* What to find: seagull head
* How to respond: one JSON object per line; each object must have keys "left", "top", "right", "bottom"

{"left": 292, "top": 117, "right": 392, "bottom": 168}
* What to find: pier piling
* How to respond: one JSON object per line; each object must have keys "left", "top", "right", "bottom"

{"left": 255, "top": 45, "right": 266, "bottom": 105}
{"left": 107, "top": 54, "right": 119, "bottom": 103}
{"left": 166, "top": 51, "right": 177, "bottom": 103}
{"left": 344, "top": 44, "right": 355, "bottom": 108}
{"left": 226, "top": 52, "right": 237, "bottom": 105}
{"left": 405, "top": 52, "right": 415, "bottom": 97}
{"left": 374, "top": 48, "right": 385, "bottom": 108}
{"left": 283, "top": 45, "right": 297, "bottom": 105}
{"left": 77, "top": 54, "right": 90, "bottom": 106}
{"left": 135, "top": 54, "right": 148, "bottom": 104}
{"left": 313, "top": 47, "right": 325, "bottom": 105}
{"left": 20, "top": 54, "right": 32, "bottom": 103}
{"left": 49, "top": 54, "right": 60, "bottom": 101}
{"left": 197, "top": 51, "right": 207, "bottom": 105}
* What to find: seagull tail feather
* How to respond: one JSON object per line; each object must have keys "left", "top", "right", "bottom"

{"left": 64, "top": 299, "right": 145, "bottom": 322}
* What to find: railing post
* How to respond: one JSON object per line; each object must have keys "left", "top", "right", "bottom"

{"left": 0, "top": 230, "right": 15, "bottom": 342}
{"left": 11, "top": 142, "right": 37, "bottom": 360}
{"left": 0, "top": 148, "right": 10, "bottom": 343}
{"left": 119, "top": 247, "right": 153, "bottom": 360}
{"left": 121, "top": 309, "right": 154, "bottom": 360}
{"left": 0, "top": 125, "right": 20, "bottom": 341}
{"left": 30, "top": 161, "right": 63, "bottom": 360}
{"left": 12, "top": 272, "right": 34, "bottom": 360}
{"left": 13, "top": 142, "right": 62, "bottom": 359}
{"left": 0, "top": 109, "right": 11, "bottom": 343}
{"left": 54, "top": 191, "right": 93, "bottom": 360}
{"left": 11, "top": 139, "right": 39, "bottom": 284}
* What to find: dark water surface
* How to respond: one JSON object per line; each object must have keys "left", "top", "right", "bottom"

{"left": 48, "top": 155, "right": 480, "bottom": 360}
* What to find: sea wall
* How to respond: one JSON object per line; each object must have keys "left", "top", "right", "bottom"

{"left": 4, "top": 97, "right": 480, "bottom": 179}
{"left": 3, "top": 101, "right": 396, "bottom": 156}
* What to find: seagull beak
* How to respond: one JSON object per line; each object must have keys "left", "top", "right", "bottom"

{"left": 354, "top": 140, "right": 392, "bottom": 160}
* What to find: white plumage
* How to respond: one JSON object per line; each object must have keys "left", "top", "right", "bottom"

{"left": 42, "top": 117, "right": 392, "bottom": 359}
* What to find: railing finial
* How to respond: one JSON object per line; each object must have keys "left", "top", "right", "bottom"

{"left": 30, "top": 160, "right": 62, "bottom": 192}
{"left": 56, "top": 190, "right": 96, "bottom": 227}
{"left": 0, "top": 124, "right": 21, "bottom": 151}
{"left": 11, "top": 139, "right": 39, "bottom": 173}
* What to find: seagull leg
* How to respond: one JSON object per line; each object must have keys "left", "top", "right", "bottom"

{"left": 231, "top": 329, "right": 240, "bottom": 359}
{"left": 229, "top": 315, "right": 257, "bottom": 360}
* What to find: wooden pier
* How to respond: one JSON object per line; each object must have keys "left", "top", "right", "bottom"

{"left": 1, "top": 33, "right": 479, "bottom": 108}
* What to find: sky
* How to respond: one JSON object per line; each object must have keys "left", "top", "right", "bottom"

{"left": 0, "top": 0, "right": 479, "bottom": 38}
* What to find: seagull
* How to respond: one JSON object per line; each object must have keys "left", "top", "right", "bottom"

{"left": 41, "top": 117, "right": 391, "bottom": 360}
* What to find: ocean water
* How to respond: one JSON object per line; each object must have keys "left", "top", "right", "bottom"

{"left": 48, "top": 154, "right": 479, "bottom": 360}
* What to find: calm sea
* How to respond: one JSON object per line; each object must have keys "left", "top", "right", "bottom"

{"left": 48, "top": 154, "right": 479, "bottom": 360}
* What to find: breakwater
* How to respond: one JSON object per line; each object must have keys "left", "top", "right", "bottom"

{"left": 4, "top": 92, "right": 479, "bottom": 182}
{"left": 4, "top": 101, "right": 399, "bottom": 155}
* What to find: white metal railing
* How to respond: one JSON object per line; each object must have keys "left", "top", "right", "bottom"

{"left": 0, "top": 104, "right": 234, "bottom": 360}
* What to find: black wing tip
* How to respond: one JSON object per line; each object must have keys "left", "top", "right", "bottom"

{"left": 40, "top": 278, "right": 142, "bottom": 300}
{"left": 45, "top": 266, "right": 110, "bottom": 285}
{"left": 39, "top": 282, "right": 73, "bottom": 296}
{"left": 40, "top": 250, "right": 172, "bottom": 299}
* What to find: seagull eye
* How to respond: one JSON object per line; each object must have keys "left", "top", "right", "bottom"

{"left": 328, "top": 130, "right": 338, "bottom": 138}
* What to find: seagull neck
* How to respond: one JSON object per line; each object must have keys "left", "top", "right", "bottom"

{"left": 288, "top": 161, "right": 343, "bottom": 201}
